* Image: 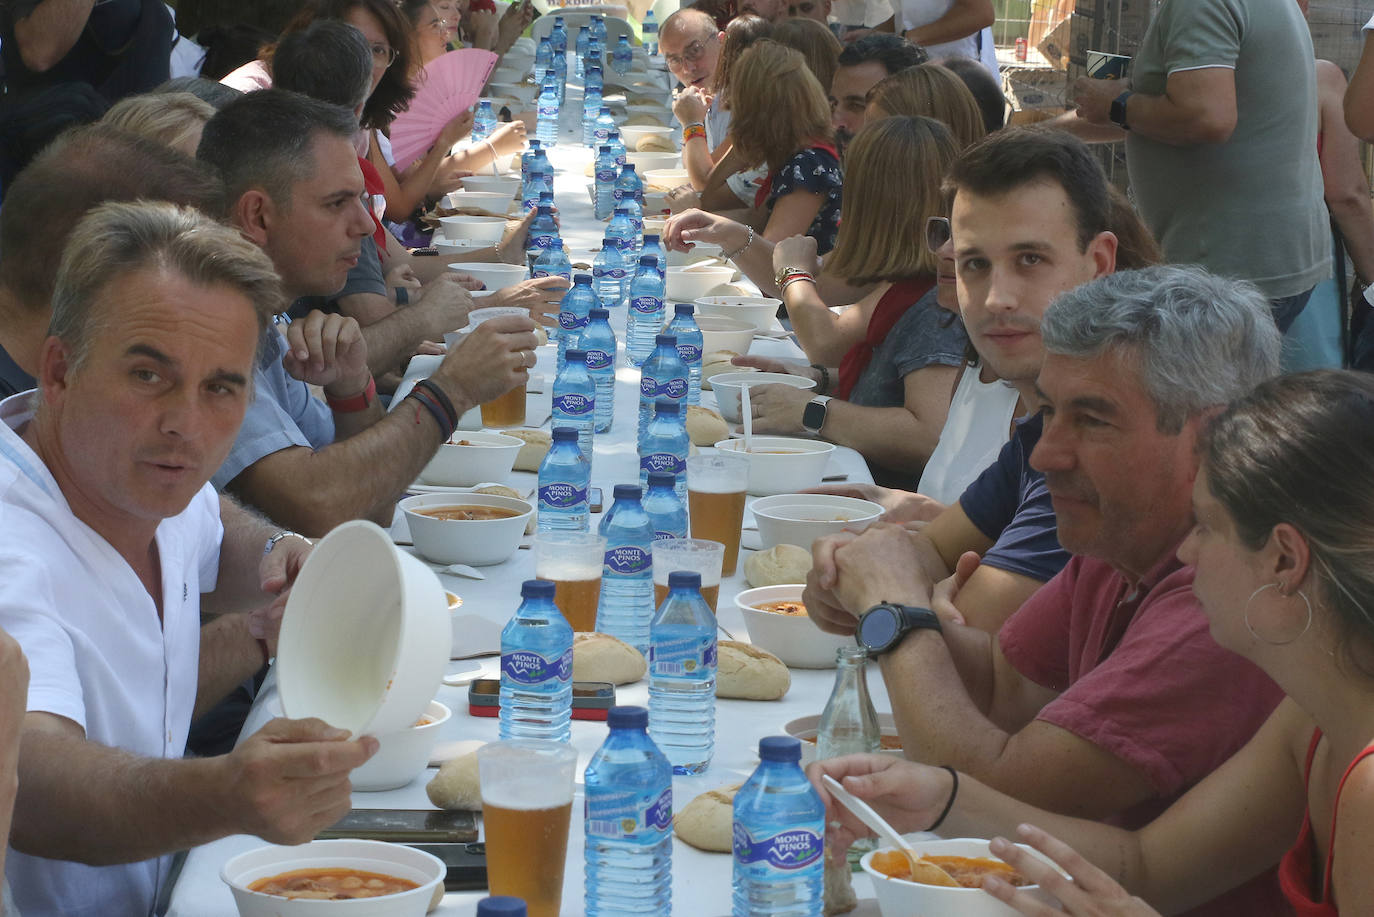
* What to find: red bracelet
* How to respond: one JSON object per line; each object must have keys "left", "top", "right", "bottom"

{"left": 325, "top": 375, "right": 376, "bottom": 413}
{"left": 682, "top": 124, "right": 707, "bottom": 143}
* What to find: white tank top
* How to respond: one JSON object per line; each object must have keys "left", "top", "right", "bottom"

{"left": 917, "top": 363, "right": 1021, "bottom": 505}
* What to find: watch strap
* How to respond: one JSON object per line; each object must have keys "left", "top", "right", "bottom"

{"left": 802, "top": 394, "right": 832, "bottom": 434}
{"left": 859, "top": 602, "right": 941, "bottom": 656}
{"left": 1110, "top": 90, "right": 1134, "bottom": 130}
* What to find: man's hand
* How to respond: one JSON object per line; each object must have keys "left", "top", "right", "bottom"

{"left": 772, "top": 234, "right": 821, "bottom": 275}
{"left": 438, "top": 312, "right": 539, "bottom": 405}
{"left": 807, "top": 754, "right": 951, "bottom": 857}
{"left": 804, "top": 529, "right": 863, "bottom": 634}
{"left": 830, "top": 522, "right": 931, "bottom": 614}
{"left": 283, "top": 310, "right": 370, "bottom": 395}
{"left": 414, "top": 273, "right": 477, "bottom": 337}
{"left": 931, "top": 551, "right": 980, "bottom": 627}
{"left": 731, "top": 354, "right": 814, "bottom": 376}
{"left": 486, "top": 276, "right": 570, "bottom": 326}
{"left": 803, "top": 482, "right": 947, "bottom": 524}
{"left": 487, "top": 120, "right": 527, "bottom": 156}
{"left": 673, "top": 85, "right": 710, "bottom": 125}
{"left": 249, "top": 534, "right": 313, "bottom": 652}
{"left": 220, "top": 718, "right": 377, "bottom": 845}
{"left": 495, "top": 0, "right": 534, "bottom": 54}
{"left": 663, "top": 208, "right": 744, "bottom": 252}
{"left": 746, "top": 382, "right": 812, "bottom": 434}
{"left": 385, "top": 264, "right": 422, "bottom": 302}
{"left": 496, "top": 209, "right": 537, "bottom": 265}
{"left": 666, "top": 186, "right": 702, "bottom": 214}
{"left": 1073, "top": 77, "right": 1125, "bottom": 124}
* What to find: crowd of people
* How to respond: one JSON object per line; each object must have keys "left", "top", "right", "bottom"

{"left": 2, "top": 0, "right": 1374, "bottom": 915}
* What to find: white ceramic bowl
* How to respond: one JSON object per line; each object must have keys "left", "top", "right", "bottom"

{"left": 460, "top": 174, "right": 522, "bottom": 197}
{"left": 694, "top": 295, "right": 783, "bottom": 330}
{"left": 643, "top": 167, "right": 690, "bottom": 190}
{"left": 419, "top": 430, "right": 522, "bottom": 487}
{"left": 750, "top": 493, "right": 885, "bottom": 550}
{"left": 222, "top": 839, "right": 444, "bottom": 916}
{"left": 714, "top": 436, "right": 835, "bottom": 495}
{"left": 277, "top": 521, "right": 449, "bottom": 737}
{"left": 862, "top": 838, "right": 1059, "bottom": 917}
{"left": 709, "top": 372, "right": 817, "bottom": 424}
{"left": 735, "top": 584, "right": 853, "bottom": 668}
{"left": 434, "top": 239, "right": 493, "bottom": 257}
{"left": 667, "top": 242, "right": 725, "bottom": 267}
{"left": 626, "top": 151, "right": 681, "bottom": 172}
{"left": 437, "top": 214, "right": 509, "bottom": 242}
{"left": 619, "top": 125, "right": 677, "bottom": 148}
{"left": 455, "top": 261, "right": 526, "bottom": 291}
{"left": 697, "top": 315, "right": 756, "bottom": 356}
{"left": 400, "top": 492, "right": 533, "bottom": 566}
{"left": 667, "top": 265, "right": 735, "bottom": 301}
{"left": 441, "top": 190, "right": 513, "bottom": 211}
{"left": 783, "top": 712, "right": 903, "bottom": 765}
{"left": 350, "top": 700, "right": 451, "bottom": 792}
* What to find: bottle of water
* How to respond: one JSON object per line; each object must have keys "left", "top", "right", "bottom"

{"left": 584, "top": 705, "right": 674, "bottom": 917}
{"left": 591, "top": 14, "right": 608, "bottom": 47}
{"left": 582, "top": 307, "right": 618, "bottom": 433}
{"left": 533, "top": 241, "right": 572, "bottom": 285}
{"left": 550, "top": 16, "right": 569, "bottom": 102}
{"left": 536, "top": 75, "right": 560, "bottom": 147}
{"left": 637, "top": 333, "right": 686, "bottom": 441}
{"left": 594, "top": 145, "right": 618, "bottom": 221}
{"left": 586, "top": 63, "right": 604, "bottom": 100}
{"left": 520, "top": 139, "right": 542, "bottom": 185}
{"left": 732, "top": 737, "right": 826, "bottom": 916}
{"left": 557, "top": 273, "right": 599, "bottom": 369}
{"left": 526, "top": 203, "right": 559, "bottom": 271}
{"left": 643, "top": 10, "right": 659, "bottom": 55}
{"left": 641, "top": 234, "right": 666, "bottom": 277}
{"left": 583, "top": 84, "right": 603, "bottom": 146}
{"left": 622, "top": 197, "right": 644, "bottom": 257}
{"left": 472, "top": 99, "right": 497, "bottom": 142}
{"left": 648, "top": 571, "right": 717, "bottom": 775}
{"left": 638, "top": 400, "right": 688, "bottom": 498}
{"left": 613, "top": 163, "right": 644, "bottom": 212}
{"left": 499, "top": 579, "right": 574, "bottom": 743}
{"left": 535, "top": 37, "right": 552, "bottom": 86}
{"left": 596, "top": 484, "right": 655, "bottom": 654}
{"left": 537, "top": 426, "right": 591, "bottom": 533}
{"left": 594, "top": 106, "right": 617, "bottom": 150}
{"left": 607, "top": 206, "right": 636, "bottom": 257}
{"left": 521, "top": 167, "right": 552, "bottom": 212}
{"left": 532, "top": 146, "right": 553, "bottom": 180}
{"left": 550, "top": 16, "right": 568, "bottom": 56}
{"left": 627, "top": 263, "right": 668, "bottom": 368}
{"left": 594, "top": 237, "right": 627, "bottom": 308}
{"left": 642, "top": 470, "right": 687, "bottom": 541}
{"left": 666, "top": 303, "right": 704, "bottom": 405}
{"left": 612, "top": 34, "right": 633, "bottom": 75}
{"left": 607, "top": 129, "right": 627, "bottom": 170}
{"left": 588, "top": 38, "right": 605, "bottom": 74}
{"left": 554, "top": 349, "right": 597, "bottom": 460}
{"left": 478, "top": 897, "right": 527, "bottom": 917}
{"left": 575, "top": 25, "right": 591, "bottom": 80}
{"left": 539, "top": 188, "right": 556, "bottom": 210}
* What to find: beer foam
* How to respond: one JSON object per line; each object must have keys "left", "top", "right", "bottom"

{"left": 483, "top": 777, "right": 574, "bottom": 810}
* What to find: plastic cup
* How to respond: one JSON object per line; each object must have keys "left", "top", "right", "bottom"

{"left": 687, "top": 453, "right": 749, "bottom": 576}
{"left": 651, "top": 538, "right": 724, "bottom": 611}
{"left": 534, "top": 532, "right": 607, "bottom": 632}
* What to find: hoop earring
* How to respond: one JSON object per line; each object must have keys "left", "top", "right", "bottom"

{"left": 1244, "top": 583, "right": 1313, "bottom": 646}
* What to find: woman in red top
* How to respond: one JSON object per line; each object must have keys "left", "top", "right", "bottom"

{"left": 812, "top": 370, "right": 1374, "bottom": 916}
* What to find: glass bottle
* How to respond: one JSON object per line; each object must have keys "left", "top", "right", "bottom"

{"left": 815, "top": 645, "right": 880, "bottom": 868}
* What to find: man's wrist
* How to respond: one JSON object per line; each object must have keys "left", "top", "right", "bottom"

{"left": 323, "top": 372, "right": 375, "bottom": 404}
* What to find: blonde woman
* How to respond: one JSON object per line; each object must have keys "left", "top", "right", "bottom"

{"left": 865, "top": 61, "right": 986, "bottom": 149}
{"left": 102, "top": 92, "right": 216, "bottom": 157}
{"left": 771, "top": 17, "right": 844, "bottom": 99}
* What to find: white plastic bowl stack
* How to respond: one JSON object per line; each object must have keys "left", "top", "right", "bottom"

{"left": 455, "top": 262, "right": 527, "bottom": 291}
{"left": 693, "top": 296, "right": 783, "bottom": 331}
{"left": 713, "top": 436, "right": 835, "bottom": 495}
{"left": 433, "top": 239, "right": 492, "bottom": 257}
{"left": 441, "top": 190, "right": 514, "bottom": 212}
{"left": 349, "top": 700, "right": 452, "bottom": 792}
{"left": 666, "top": 265, "right": 734, "bottom": 301}
{"left": 696, "top": 315, "right": 756, "bottom": 356}
{"left": 735, "top": 584, "right": 853, "bottom": 668}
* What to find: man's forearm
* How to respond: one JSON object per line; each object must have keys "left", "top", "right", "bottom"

{"left": 1120, "top": 88, "right": 1235, "bottom": 146}
{"left": 13, "top": 0, "right": 95, "bottom": 71}
{"left": 205, "top": 495, "right": 280, "bottom": 618}
{"left": 1048, "top": 109, "right": 1127, "bottom": 144}
{"left": 195, "top": 613, "right": 264, "bottom": 720}
{"left": 905, "top": 0, "right": 992, "bottom": 47}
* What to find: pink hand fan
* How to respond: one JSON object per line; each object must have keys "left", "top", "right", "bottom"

{"left": 389, "top": 48, "right": 500, "bottom": 169}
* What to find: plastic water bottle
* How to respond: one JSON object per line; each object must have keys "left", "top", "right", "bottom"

{"left": 648, "top": 571, "right": 717, "bottom": 775}
{"left": 596, "top": 484, "right": 655, "bottom": 653}
{"left": 588, "top": 37, "right": 605, "bottom": 74}
{"left": 594, "top": 145, "right": 618, "bottom": 220}
{"left": 526, "top": 203, "right": 559, "bottom": 270}
{"left": 642, "top": 470, "right": 687, "bottom": 541}
{"left": 591, "top": 14, "right": 608, "bottom": 47}
{"left": 641, "top": 234, "right": 666, "bottom": 279}
{"left": 607, "top": 206, "right": 636, "bottom": 258}
{"left": 627, "top": 262, "right": 668, "bottom": 368}
{"left": 575, "top": 25, "right": 591, "bottom": 80}
{"left": 532, "top": 146, "right": 552, "bottom": 180}
{"left": 554, "top": 349, "right": 597, "bottom": 460}
{"left": 594, "top": 106, "right": 617, "bottom": 150}
{"left": 472, "top": 99, "right": 497, "bottom": 142}
{"left": 732, "top": 737, "right": 826, "bottom": 916}
{"left": 586, "top": 63, "right": 604, "bottom": 100}
{"left": 533, "top": 242, "right": 572, "bottom": 285}
{"left": 666, "top": 303, "right": 704, "bottom": 405}
{"left": 584, "top": 705, "right": 673, "bottom": 917}
{"left": 477, "top": 897, "right": 527, "bottom": 917}
{"left": 583, "top": 84, "right": 603, "bottom": 146}
{"left": 594, "top": 237, "right": 627, "bottom": 308}
{"left": 607, "top": 129, "right": 627, "bottom": 170}
{"left": 554, "top": 52, "right": 568, "bottom": 104}
{"left": 638, "top": 400, "right": 688, "bottom": 498}
{"left": 499, "top": 579, "right": 574, "bottom": 742}
{"left": 535, "top": 37, "right": 552, "bottom": 86}
{"left": 538, "top": 426, "right": 591, "bottom": 533}
{"left": 612, "top": 34, "right": 633, "bottom": 75}
{"left": 551, "top": 16, "right": 568, "bottom": 56}
{"left": 643, "top": 10, "right": 659, "bottom": 56}
{"left": 613, "top": 162, "right": 644, "bottom": 212}
{"left": 557, "top": 273, "right": 599, "bottom": 369}
{"left": 521, "top": 167, "right": 552, "bottom": 212}
{"left": 583, "top": 307, "right": 618, "bottom": 433}
{"left": 536, "top": 75, "right": 560, "bottom": 147}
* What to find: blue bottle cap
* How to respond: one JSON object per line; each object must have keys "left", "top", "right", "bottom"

{"left": 622, "top": 163, "right": 636, "bottom": 173}
{"left": 646, "top": 471, "right": 675, "bottom": 488}
{"left": 590, "top": 307, "right": 609, "bottom": 319}
{"left": 574, "top": 273, "right": 593, "bottom": 284}
{"left": 537, "top": 204, "right": 552, "bottom": 214}
{"left": 655, "top": 333, "right": 677, "bottom": 347}
{"left": 530, "top": 139, "right": 541, "bottom": 148}
{"left": 759, "top": 736, "right": 803, "bottom": 762}
{"left": 639, "top": 255, "right": 656, "bottom": 266}
{"left": 566, "top": 349, "right": 587, "bottom": 362}
{"left": 668, "top": 570, "right": 701, "bottom": 590}
{"left": 654, "top": 399, "right": 680, "bottom": 416}
{"left": 644, "top": 234, "right": 661, "bottom": 244}
{"left": 598, "top": 145, "right": 611, "bottom": 153}
{"left": 551, "top": 426, "right": 578, "bottom": 442}
{"left": 607, "top": 705, "right": 648, "bottom": 729}
{"left": 615, "top": 206, "right": 629, "bottom": 214}
{"left": 521, "top": 579, "right": 556, "bottom": 599}
{"left": 476, "top": 897, "right": 527, "bottom": 917}
{"left": 612, "top": 483, "right": 642, "bottom": 501}
{"left": 674, "top": 302, "right": 693, "bottom": 315}
{"left": 601, "top": 106, "right": 612, "bottom": 115}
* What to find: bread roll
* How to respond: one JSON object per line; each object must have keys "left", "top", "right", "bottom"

{"left": 573, "top": 632, "right": 646, "bottom": 685}
{"left": 701, "top": 350, "right": 746, "bottom": 391}
{"left": 744, "top": 543, "right": 813, "bottom": 587}
{"left": 506, "top": 428, "right": 551, "bottom": 472}
{"left": 625, "top": 113, "right": 665, "bottom": 126}
{"left": 716, "top": 641, "right": 790, "bottom": 700}
{"left": 674, "top": 785, "right": 739, "bottom": 852}
{"left": 533, "top": 325, "right": 549, "bottom": 347}
{"left": 426, "top": 750, "right": 481, "bottom": 810}
{"left": 685, "top": 405, "right": 730, "bottom": 446}
{"left": 636, "top": 134, "right": 676, "bottom": 153}
{"left": 473, "top": 484, "right": 520, "bottom": 499}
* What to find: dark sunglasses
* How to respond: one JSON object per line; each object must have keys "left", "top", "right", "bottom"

{"left": 925, "top": 216, "right": 950, "bottom": 254}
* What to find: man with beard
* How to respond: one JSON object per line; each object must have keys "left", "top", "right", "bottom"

{"left": 829, "top": 33, "right": 926, "bottom": 155}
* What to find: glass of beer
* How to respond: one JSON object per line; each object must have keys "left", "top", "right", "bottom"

{"left": 468, "top": 306, "right": 532, "bottom": 428}
{"left": 687, "top": 453, "right": 749, "bottom": 576}
{"left": 534, "top": 532, "right": 606, "bottom": 632}
{"left": 477, "top": 739, "right": 578, "bottom": 917}
{"left": 652, "top": 538, "right": 724, "bottom": 611}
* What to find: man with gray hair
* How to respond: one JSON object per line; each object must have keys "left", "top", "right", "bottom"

{"left": 0, "top": 201, "right": 376, "bottom": 917}
{"left": 805, "top": 265, "right": 1288, "bottom": 914}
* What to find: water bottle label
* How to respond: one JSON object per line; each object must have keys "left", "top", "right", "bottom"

{"left": 631, "top": 295, "right": 661, "bottom": 316}
{"left": 663, "top": 378, "right": 688, "bottom": 400}
{"left": 554, "top": 393, "right": 593, "bottom": 417}
{"left": 585, "top": 349, "right": 613, "bottom": 371}
{"left": 608, "top": 267, "right": 627, "bottom": 281}
{"left": 604, "top": 544, "right": 650, "bottom": 577}
{"left": 652, "top": 530, "right": 679, "bottom": 542}
{"left": 533, "top": 268, "right": 570, "bottom": 281}
{"left": 501, "top": 647, "right": 573, "bottom": 686}
{"left": 640, "top": 452, "right": 684, "bottom": 477}
{"left": 585, "top": 786, "right": 672, "bottom": 840}
{"left": 732, "top": 825, "right": 824, "bottom": 871}
{"left": 595, "top": 167, "right": 617, "bottom": 184}
{"left": 540, "top": 481, "right": 588, "bottom": 509}
{"left": 533, "top": 234, "right": 557, "bottom": 250}
{"left": 559, "top": 312, "right": 588, "bottom": 332}
{"left": 649, "top": 633, "right": 714, "bottom": 677}
{"left": 676, "top": 344, "right": 702, "bottom": 364}
{"left": 594, "top": 128, "right": 611, "bottom": 145}
{"left": 539, "top": 103, "right": 559, "bottom": 119}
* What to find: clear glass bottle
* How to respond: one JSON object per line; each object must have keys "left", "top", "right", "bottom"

{"left": 815, "top": 645, "right": 880, "bottom": 867}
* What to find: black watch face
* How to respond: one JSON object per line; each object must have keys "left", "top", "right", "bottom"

{"left": 802, "top": 399, "right": 825, "bottom": 430}
{"left": 859, "top": 605, "right": 900, "bottom": 651}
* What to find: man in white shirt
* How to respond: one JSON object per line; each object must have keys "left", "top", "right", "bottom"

{"left": 1, "top": 201, "right": 377, "bottom": 917}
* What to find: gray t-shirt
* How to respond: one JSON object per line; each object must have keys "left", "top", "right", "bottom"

{"left": 1125, "top": 0, "right": 1328, "bottom": 299}
{"left": 847, "top": 287, "right": 967, "bottom": 409}
{"left": 211, "top": 327, "right": 334, "bottom": 490}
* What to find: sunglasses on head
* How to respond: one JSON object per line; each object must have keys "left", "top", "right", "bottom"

{"left": 925, "top": 216, "right": 951, "bottom": 254}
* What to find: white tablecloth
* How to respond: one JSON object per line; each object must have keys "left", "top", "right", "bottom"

{"left": 166, "top": 79, "right": 891, "bottom": 917}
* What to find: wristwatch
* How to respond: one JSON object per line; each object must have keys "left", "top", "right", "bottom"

{"left": 1109, "top": 90, "right": 1134, "bottom": 130}
{"left": 802, "top": 395, "right": 832, "bottom": 434}
{"left": 856, "top": 603, "right": 941, "bottom": 656}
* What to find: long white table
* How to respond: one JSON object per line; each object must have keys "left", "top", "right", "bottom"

{"left": 166, "top": 73, "right": 892, "bottom": 917}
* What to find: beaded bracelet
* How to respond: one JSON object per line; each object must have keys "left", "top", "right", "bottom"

{"left": 407, "top": 387, "right": 456, "bottom": 441}
{"left": 810, "top": 363, "right": 831, "bottom": 395}
{"left": 780, "top": 272, "right": 816, "bottom": 294}
{"left": 682, "top": 123, "right": 707, "bottom": 143}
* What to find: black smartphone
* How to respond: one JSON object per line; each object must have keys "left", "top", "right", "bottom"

{"left": 316, "top": 808, "right": 478, "bottom": 843}
{"left": 469, "top": 678, "right": 615, "bottom": 719}
{"left": 408, "top": 842, "right": 488, "bottom": 891}
{"left": 589, "top": 486, "right": 604, "bottom": 513}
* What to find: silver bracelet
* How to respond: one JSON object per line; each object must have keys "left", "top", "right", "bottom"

{"left": 264, "top": 531, "right": 311, "bottom": 555}
{"left": 721, "top": 225, "right": 754, "bottom": 261}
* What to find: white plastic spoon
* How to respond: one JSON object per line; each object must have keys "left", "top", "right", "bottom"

{"left": 740, "top": 382, "right": 754, "bottom": 454}
{"left": 821, "top": 774, "right": 945, "bottom": 883}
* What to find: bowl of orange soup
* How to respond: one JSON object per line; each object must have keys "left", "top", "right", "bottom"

{"left": 222, "top": 838, "right": 444, "bottom": 916}
{"left": 400, "top": 492, "right": 533, "bottom": 566}
{"left": 861, "top": 837, "right": 1059, "bottom": 917}
{"left": 735, "top": 584, "right": 854, "bottom": 668}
